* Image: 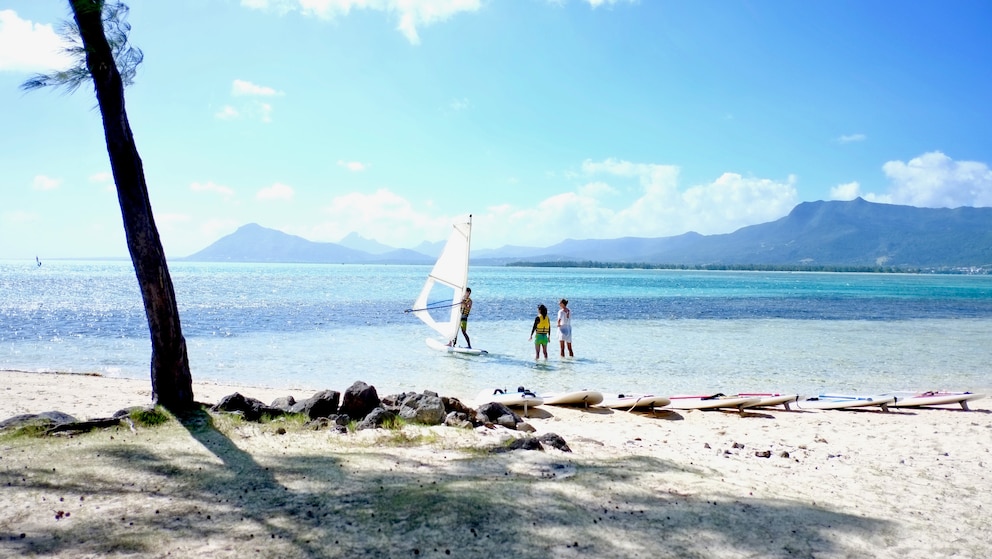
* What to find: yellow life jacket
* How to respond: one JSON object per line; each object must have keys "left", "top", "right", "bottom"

{"left": 536, "top": 315, "right": 551, "bottom": 335}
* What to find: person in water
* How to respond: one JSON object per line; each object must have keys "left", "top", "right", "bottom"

{"left": 453, "top": 287, "right": 472, "bottom": 348}
{"left": 529, "top": 303, "right": 551, "bottom": 359}
{"left": 557, "top": 298, "right": 573, "bottom": 357}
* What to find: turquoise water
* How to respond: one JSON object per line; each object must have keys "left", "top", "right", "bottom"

{"left": 2, "top": 260, "right": 991, "bottom": 402}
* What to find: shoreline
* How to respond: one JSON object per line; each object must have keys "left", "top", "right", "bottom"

{"left": 2, "top": 369, "right": 991, "bottom": 557}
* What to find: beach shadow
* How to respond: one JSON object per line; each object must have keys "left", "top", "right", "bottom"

{"left": 1, "top": 407, "right": 899, "bottom": 558}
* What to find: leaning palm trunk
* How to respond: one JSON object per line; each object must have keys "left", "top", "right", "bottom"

{"left": 71, "top": 0, "right": 193, "bottom": 409}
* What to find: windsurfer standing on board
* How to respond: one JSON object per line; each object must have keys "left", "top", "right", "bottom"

{"left": 450, "top": 287, "right": 472, "bottom": 348}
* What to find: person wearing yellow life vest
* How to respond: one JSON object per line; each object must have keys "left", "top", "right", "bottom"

{"left": 529, "top": 304, "right": 551, "bottom": 359}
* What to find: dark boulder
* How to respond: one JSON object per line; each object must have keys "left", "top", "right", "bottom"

{"left": 211, "top": 392, "right": 284, "bottom": 422}
{"left": 289, "top": 390, "right": 340, "bottom": 419}
{"left": 340, "top": 381, "right": 380, "bottom": 420}
{"left": 356, "top": 406, "right": 395, "bottom": 430}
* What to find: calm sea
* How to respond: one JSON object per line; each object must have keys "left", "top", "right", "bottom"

{"left": 2, "top": 260, "right": 991, "bottom": 402}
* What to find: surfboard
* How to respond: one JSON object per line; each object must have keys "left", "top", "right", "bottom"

{"left": 476, "top": 388, "right": 543, "bottom": 410}
{"left": 797, "top": 394, "right": 895, "bottom": 411}
{"left": 667, "top": 394, "right": 761, "bottom": 411}
{"left": 734, "top": 393, "right": 800, "bottom": 410}
{"left": 425, "top": 337, "right": 487, "bottom": 355}
{"left": 539, "top": 390, "right": 604, "bottom": 407}
{"left": 597, "top": 394, "right": 671, "bottom": 410}
{"left": 885, "top": 391, "right": 986, "bottom": 410}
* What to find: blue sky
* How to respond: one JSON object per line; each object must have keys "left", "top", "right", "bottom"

{"left": 1, "top": 0, "right": 990, "bottom": 259}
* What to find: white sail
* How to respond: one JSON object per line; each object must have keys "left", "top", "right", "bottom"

{"left": 412, "top": 216, "right": 472, "bottom": 343}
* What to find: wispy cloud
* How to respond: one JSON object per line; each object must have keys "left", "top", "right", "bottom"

{"left": 337, "top": 160, "right": 368, "bottom": 172}
{"left": 190, "top": 181, "right": 236, "bottom": 198}
{"left": 32, "top": 175, "right": 60, "bottom": 191}
{"left": 257, "top": 182, "right": 294, "bottom": 201}
{"left": 837, "top": 133, "right": 866, "bottom": 144}
{"left": 217, "top": 80, "right": 281, "bottom": 122}
{"left": 232, "top": 79, "right": 283, "bottom": 97}
{"left": 240, "top": 0, "right": 483, "bottom": 45}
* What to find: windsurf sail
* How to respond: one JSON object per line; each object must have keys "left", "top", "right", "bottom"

{"left": 411, "top": 215, "right": 472, "bottom": 345}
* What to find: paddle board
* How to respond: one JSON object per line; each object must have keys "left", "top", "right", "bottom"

{"left": 476, "top": 388, "right": 543, "bottom": 410}
{"left": 797, "top": 394, "right": 895, "bottom": 411}
{"left": 886, "top": 391, "right": 986, "bottom": 410}
{"left": 734, "top": 393, "right": 800, "bottom": 410}
{"left": 597, "top": 394, "right": 671, "bottom": 410}
{"left": 426, "top": 337, "right": 487, "bottom": 355}
{"left": 667, "top": 394, "right": 761, "bottom": 411}
{"left": 540, "top": 390, "right": 604, "bottom": 407}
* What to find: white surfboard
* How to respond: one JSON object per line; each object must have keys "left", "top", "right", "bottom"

{"left": 476, "top": 389, "right": 543, "bottom": 409}
{"left": 597, "top": 394, "right": 671, "bottom": 410}
{"left": 797, "top": 394, "right": 895, "bottom": 411}
{"left": 734, "top": 393, "right": 800, "bottom": 410}
{"left": 425, "top": 337, "right": 487, "bottom": 355}
{"left": 540, "top": 390, "right": 604, "bottom": 407}
{"left": 886, "top": 391, "right": 986, "bottom": 410}
{"left": 667, "top": 395, "right": 761, "bottom": 411}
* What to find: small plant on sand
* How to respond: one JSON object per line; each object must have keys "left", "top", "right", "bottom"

{"left": 128, "top": 406, "right": 173, "bottom": 427}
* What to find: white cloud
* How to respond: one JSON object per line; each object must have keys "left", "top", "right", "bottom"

{"left": 308, "top": 158, "right": 798, "bottom": 249}
{"left": 32, "top": 175, "right": 61, "bottom": 191}
{"left": 871, "top": 151, "right": 992, "bottom": 208}
{"left": 232, "top": 79, "right": 283, "bottom": 97}
{"left": 449, "top": 97, "right": 470, "bottom": 111}
{"left": 585, "top": 0, "right": 637, "bottom": 7}
{"left": 0, "top": 10, "right": 73, "bottom": 72}
{"left": 837, "top": 133, "right": 866, "bottom": 144}
{"left": 241, "top": 0, "right": 483, "bottom": 45}
{"left": 337, "top": 160, "right": 368, "bottom": 172}
{"left": 190, "top": 181, "right": 236, "bottom": 198}
{"left": 215, "top": 105, "right": 240, "bottom": 120}
{"left": 257, "top": 182, "right": 294, "bottom": 201}
{"left": 829, "top": 181, "right": 862, "bottom": 201}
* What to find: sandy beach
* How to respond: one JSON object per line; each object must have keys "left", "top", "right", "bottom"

{"left": 1, "top": 371, "right": 990, "bottom": 558}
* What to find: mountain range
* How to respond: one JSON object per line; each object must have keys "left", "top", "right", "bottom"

{"left": 184, "top": 198, "right": 992, "bottom": 269}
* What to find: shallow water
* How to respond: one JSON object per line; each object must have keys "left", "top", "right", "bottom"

{"left": 2, "top": 261, "right": 991, "bottom": 402}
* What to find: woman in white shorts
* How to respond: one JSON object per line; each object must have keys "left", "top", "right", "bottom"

{"left": 557, "top": 298, "right": 573, "bottom": 357}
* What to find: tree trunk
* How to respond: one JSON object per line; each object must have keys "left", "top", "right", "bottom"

{"left": 71, "top": 0, "right": 193, "bottom": 410}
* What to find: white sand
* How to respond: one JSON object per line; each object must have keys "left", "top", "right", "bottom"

{"left": 2, "top": 370, "right": 990, "bottom": 558}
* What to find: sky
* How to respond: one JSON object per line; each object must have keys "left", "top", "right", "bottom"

{"left": 1, "top": 0, "right": 991, "bottom": 259}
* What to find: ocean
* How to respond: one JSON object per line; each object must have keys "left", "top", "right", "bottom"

{"left": 2, "top": 260, "right": 991, "bottom": 402}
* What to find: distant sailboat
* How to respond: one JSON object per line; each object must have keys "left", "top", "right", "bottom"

{"left": 407, "top": 215, "right": 486, "bottom": 355}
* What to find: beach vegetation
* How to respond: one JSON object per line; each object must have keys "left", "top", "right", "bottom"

{"left": 20, "top": 0, "right": 194, "bottom": 412}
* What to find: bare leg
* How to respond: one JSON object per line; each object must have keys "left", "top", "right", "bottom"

{"left": 567, "top": 342, "right": 573, "bottom": 357}
{"left": 559, "top": 340, "right": 565, "bottom": 357}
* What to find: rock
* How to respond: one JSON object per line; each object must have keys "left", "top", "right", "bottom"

{"left": 444, "top": 411, "right": 473, "bottom": 428}
{"left": 396, "top": 391, "right": 446, "bottom": 425}
{"left": 537, "top": 433, "right": 571, "bottom": 452}
{"left": 491, "top": 436, "right": 544, "bottom": 453}
{"left": 340, "top": 381, "right": 380, "bottom": 420}
{"left": 289, "top": 390, "right": 340, "bottom": 419}
{"left": 211, "top": 392, "right": 284, "bottom": 422}
{"left": 356, "top": 406, "right": 395, "bottom": 430}
{"left": 755, "top": 450, "right": 772, "bottom": 458}
{"left": 270, "top": 395, "right": 296, "bottom": 411}
{"left": 0, "top": 411, "right": 78, "bottom": 430}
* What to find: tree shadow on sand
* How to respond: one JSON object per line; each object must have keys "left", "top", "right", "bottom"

{"left": 1, "top": 409, "right": 894, "bottom": 558}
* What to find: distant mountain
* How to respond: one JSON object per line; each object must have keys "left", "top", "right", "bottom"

{"left": 183, "top": 200, "right": 992, "bottom": 268}
{"left": 507, "top": 198, "right": 992, "bottom": 268}
{"left": 337, "top": 232, "right": 395, "bottom": 255}
{"left": 185, "top": 224, "right": 393, "bottom": 263}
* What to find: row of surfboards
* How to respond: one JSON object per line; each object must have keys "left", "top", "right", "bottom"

{"left": 476, "top": 389, "right": 987, "bottom": 412}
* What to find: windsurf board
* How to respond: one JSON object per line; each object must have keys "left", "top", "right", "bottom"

{"left": 734, "top": 393, "right": 801, "bottom": 410}
{"left": 886, "top": 391, "right": 986, "bottom": 410}
{"left": 426, "top": 338, "right": 487, "bottom": 355}
{"left": 797, "top": 394, "right": 895, "bottom": 411}
{"left": 540, "top": 390, "right": 604, "bottom": 407}
{"left": 476, "top": 388, "right": 543, "bottom": 410}
{"left": 667, "top": 394, "right": 761, "bottom": 411}
{"left": 597, "top": 394, "right": 671, "bottom": 410}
